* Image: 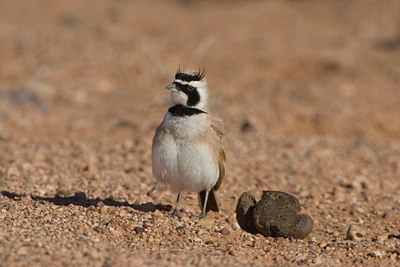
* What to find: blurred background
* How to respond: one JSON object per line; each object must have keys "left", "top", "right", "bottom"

{"left": 0, "top": 0, "right": 399, "bottom": 202}
{"left": 1, "top": 1, "right": 400, "bottom": 265}
{"left": 1, "top": 0, "right": 399, "bottom": 143}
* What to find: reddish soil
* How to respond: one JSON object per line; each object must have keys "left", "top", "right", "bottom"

{"left": 0, "top": 1, "right": 399, "bottom": 266}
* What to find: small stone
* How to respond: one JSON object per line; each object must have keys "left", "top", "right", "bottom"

{"left": 295, "top": 252, "right": 308, "bottom": 263}
{"left": 96, "top": 201, "right": 105, "bottom": 207}
{"left": 241, "top": 119, "right": 254, "bottom": 133}
{"left": 196, "top": 229, "right": 206, "bottom": 236}
{"left": 228, "top": 248, "right": 236, "bottom": 256}
{"left": 176, "top": 226, "right": 185, "bottom": 234}
{"left": 352, "top": 175, "right": 369, "bottom": 191}
{"left": 319, "top": 242, "right": 328, "bottom": 248}
{"left": 371, "top": 234, "right": 386, "bottom": 244}
{"left": 220, "top": 227, "right": 230, "bottom": 236}
{"left": 391, "top": 246, "right": 400, "bottom": 255}
{"left": 162, "top": 229, "right": 170, "bottom": 235}
{"left": 134, "top": 226, "right": 145, "bottom": 235}
{"left": 346, "top": 225, "right": 365, "bottom": 241}
{"left": 332, "top": 231, "right": 340, "bottom": 237}
{"left": 193, "top": 237, "right": 202, "bottom": 243}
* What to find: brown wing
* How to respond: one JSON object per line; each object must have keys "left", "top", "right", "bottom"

{"left": 197, "top": 116, "right": 225, "bottom": 213}
{"left": 211, "top": 116, "right": 225, "bottom": 191}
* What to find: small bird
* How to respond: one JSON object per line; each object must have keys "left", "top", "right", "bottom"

{"left": 152, "top": 67, "right": 225, "bottom": 218}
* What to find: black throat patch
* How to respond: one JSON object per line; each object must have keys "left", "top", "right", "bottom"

{"left": 168, "top": 105, "right": 206, "bottom": 117}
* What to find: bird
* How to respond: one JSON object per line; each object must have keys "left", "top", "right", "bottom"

{"left": 152, "top": 67, "right": 225, "bottom": 218}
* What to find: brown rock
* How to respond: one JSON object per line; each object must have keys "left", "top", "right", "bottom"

{"left": 134, "top": 226, "right": 145, "bottom": 235}
{"left": 346, "top": 225, "right": 365, "bottom": 241}
{"left": 235, "top": 192, "right": 257, "bottom": 234}
{"left": 252, "top": 191, "right": 313, "bottom": 239}
{"left": 220, "top": 227, "right": 230, "bottom": 236}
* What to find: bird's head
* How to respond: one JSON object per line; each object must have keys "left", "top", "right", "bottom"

{"left": 165, "top": 67, "right": 208, "bottom": 110}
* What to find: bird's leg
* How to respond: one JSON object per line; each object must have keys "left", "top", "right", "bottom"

{"left": 198, "top": 190, "right": 209, "bottom": 219}
{"left": 171, "top": 192, "right": 181, "bottom": 217}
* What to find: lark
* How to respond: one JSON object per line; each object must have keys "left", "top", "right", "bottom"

{"left": 152, "top": 68, "right": 225, "bottom": 218}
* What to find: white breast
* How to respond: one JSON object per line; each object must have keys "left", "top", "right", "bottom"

{"left": 152, "top": 112, "right": 219, "bottom": 193}
{"left": 163, "top": 112, "right": 208, "bottom": 139}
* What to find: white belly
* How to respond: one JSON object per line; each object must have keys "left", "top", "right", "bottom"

{"left": 152, "top": 112, "right": 219, "bottom": 193}
{"left": 152, "top": 135, "right": 218, "bottom": 193}
{"left": 152, "top": 132, "right": 178, "bottom": 186}
{"left": 175, "top": 140, "right": 219, "bottom": 192}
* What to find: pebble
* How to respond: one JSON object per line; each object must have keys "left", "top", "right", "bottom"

{"left": 176, "top": 226, "right": 185, "bottom": 234}
{"left": 371, "top": 234, "right": 386, "bottom": 244}
{"left": 162, "top": 229, "right": 170, "bottom": 235}
{"left": 241, "top": 119, "right": 255, "bottom": 133}
{"left": 319, "top": 242, "right": 328, "bottom": 248}
{"left": 346, "top": 225, "right": 365, "bottom": 241}
{"left": 392, "top": 246, "right": 400, "bottom": 255}
{"left": 295, "top": 252, "right": 308, "bottom": 263}
{"left": 233, "top": 222, "right": 241, "bottom": 230}
{"left": 220, "top": 227, "right": 230, "bottom": 236}
{"left": 193, "top": 237, "right": 202, "bottom": 243}
{"left": 205, "top": 240, "right": 214, "bottom": 245}
{"left": 228, "top": 248, "right": 236, "bottom": 256}
{"left": 134, "top": 226, "right": 145, "bottom": 235}
{"left": 196, "top": 229, "right": 206, "bottom": 236}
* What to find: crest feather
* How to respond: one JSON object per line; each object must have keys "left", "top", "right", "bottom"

{"left": 175, "top": 67, "right": 207, "bottom": 81}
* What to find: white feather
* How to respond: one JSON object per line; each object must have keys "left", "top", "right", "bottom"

{"left": 152, "top": 112, "right": 219, "bottom": 193}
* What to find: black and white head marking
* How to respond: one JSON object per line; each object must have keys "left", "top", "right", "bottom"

{"left": 166, "top": 68, "right": 209, "bottom": 110}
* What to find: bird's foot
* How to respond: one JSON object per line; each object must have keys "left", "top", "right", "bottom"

{"left": 171, "top": 209, "right": 181, "bottom": 218}
{"left": 197, "top": 212, "right": 206, "bottom": 219}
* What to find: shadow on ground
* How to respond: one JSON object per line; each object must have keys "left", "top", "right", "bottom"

{"left": 1, "top": 191, "right": 172, "bottom": 213}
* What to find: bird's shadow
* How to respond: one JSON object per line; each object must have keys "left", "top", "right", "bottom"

{"left": 0, "top": 191, "right": 172, "bottom": 213}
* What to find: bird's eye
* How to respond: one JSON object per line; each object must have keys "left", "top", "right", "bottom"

{"left": 188, "top": 85, "right": 195, "bottom": 91}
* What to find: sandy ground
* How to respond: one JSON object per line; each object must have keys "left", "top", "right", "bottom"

{"left": 0, "top": 0, "right": 400, "bottom": 266}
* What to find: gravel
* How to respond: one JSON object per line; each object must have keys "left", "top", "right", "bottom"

{"left": 1, "top": 0, "right": 400, "bottom": 266}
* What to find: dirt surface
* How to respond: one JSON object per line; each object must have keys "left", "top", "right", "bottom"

{"left": 1, "top": 0, "right": 400, "bottom": 266}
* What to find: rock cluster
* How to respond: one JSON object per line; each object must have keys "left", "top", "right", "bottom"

{"left": 236, "top": 191, "right": 313, "bottom": 239}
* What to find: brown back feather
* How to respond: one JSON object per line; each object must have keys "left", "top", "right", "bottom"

{"left": 211, "top": 116, "right": 225, "bottom": 191}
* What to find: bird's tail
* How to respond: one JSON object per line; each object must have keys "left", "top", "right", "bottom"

{"left": 198, "top": 188, "right": 219, "bottom": 213}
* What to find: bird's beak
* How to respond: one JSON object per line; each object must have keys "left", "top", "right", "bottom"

{"left": 165, "top": 83, "right": 178, "bottom": 92}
